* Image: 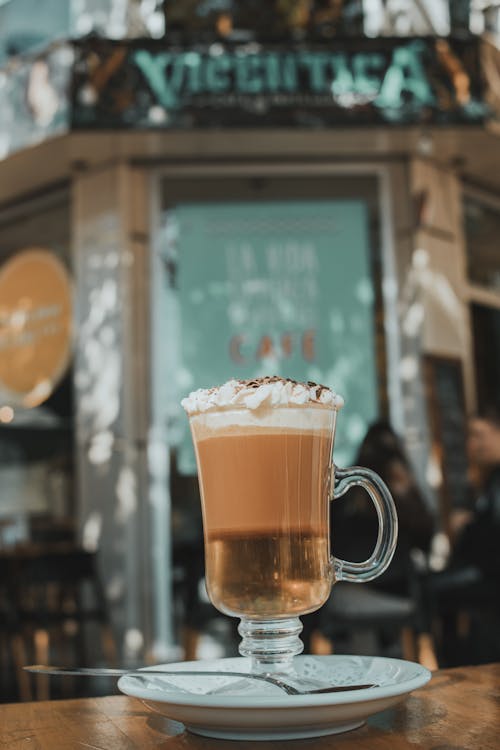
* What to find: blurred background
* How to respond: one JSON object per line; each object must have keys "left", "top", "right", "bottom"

{"left": 0, "top": 0, "right": 500, "bottom": 703}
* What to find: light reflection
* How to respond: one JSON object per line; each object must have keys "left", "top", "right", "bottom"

{"left": 356, "top": 277, "right": 374, "bottom": 305}
{"left": 426, "top": 455, "right": 443, "bottom": 489}
{"left": 81, "top": 349, "right": 120, "bottom": 432}
{"left": 382, "top": 276, "right": 398, "bottom": 301}
{"left": 99, "top": 325, "right": 115, "bottom": 347}
{"left": 88, "top": 430, "right": 114, "bottom": 465}
{"left": 116, "top": 465, "right": 137, "bottom": 523}
{"left": 74, "top": 12, "right": 94, "bottom": 35}
{"left": 79, "top": 260, "right": 121, "bottom": 445}
{"left": 124, "top": 628, "right": 144, "bottom": 659}
{"left": 26, "top": 61, "right": 59, "bottom": 127}
{"left": 404, "top": 247, "right": 464, "bottom": 345}
{"left": 106, "top": 575, "right": 125, "bottom": 601}
{"left": 196, "top": 634, "right": 226, "bottom": 661}
{"left": 0, "top": 405, "right": 14, "bottom": 423}
{"left": 88, "top": 254, "right": 102, "bottom": 270}
{"left": 104, "top": 252, "right": 120, "bottom": 269}
{"left": 23, "top": 379, "right": 52, "bottom": 408}
{"left": 402, "top": 301, "right": 424, "bottom": 337}
{"left": 429, "top": 531, "right": 450, "bottom": 572}
{"left": 227, "top": 301, "right": 246, "bottom": 326}
{"left": 399, "top": 355, "right": 418, "bottom": 380}
{"left": 148, "top": 105, "right": 168, "bottom": 123}
{"left": 9, "top": 309, "right": 27, "bottom": 331}
{"left": 412, "top": 247, "right": 429, "bottom": 269}
{"left": 82, "top": 511, "right": 103, "bottom": 551}
{"left": 148, "top": 440, "right": 168, "bottom": 481}
{"left": 256, "top": 353, "right": 280, "bottom": 375}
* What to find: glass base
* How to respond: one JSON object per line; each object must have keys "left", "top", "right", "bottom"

{"left": 238, "top": 617, "right": 304, "bottom": 674}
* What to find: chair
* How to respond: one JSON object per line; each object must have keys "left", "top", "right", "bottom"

{"left": 422, "top": 565, "right": 500, "bottom": 667}
{"left": 7, "top": 546, "right": 117, "bottom": 700}
{"left": 309, "top": 557, "right": 438, "bottom": 670}
{"left": 315, "top": 494, "right": 438, "bottom": 667}
{"left": 312, "top": 583, "right": 417, "bottom": 657}
{"left": 0, "top": 557, "right": 25, "bottom": 701}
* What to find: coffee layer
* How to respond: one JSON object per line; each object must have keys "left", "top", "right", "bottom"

{"left": 195, "top": 429, "right": 333, "bottom": 533}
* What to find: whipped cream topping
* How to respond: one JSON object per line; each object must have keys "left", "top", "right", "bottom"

{"left": 181, "top": 376, "right": 344, "bottom": 415}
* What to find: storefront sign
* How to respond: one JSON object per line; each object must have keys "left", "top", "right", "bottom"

{"left": 0, "top": 248, "right": 72, "bottom": 407}
{"left": 1, "top": 36, "right": 499, "bottom": 161}
{"left": 166, "top": 199, "right": 378, "bottom": 473}
{"left": 72, "top": 36, "right": 491, "bottom": 128}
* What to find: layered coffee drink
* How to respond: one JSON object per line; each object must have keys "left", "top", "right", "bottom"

{"left": 182, "top": 377, "right": 344, "bottom": 619}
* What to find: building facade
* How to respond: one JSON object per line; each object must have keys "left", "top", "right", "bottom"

{"left": 1, "top": 1, "right": 500, "bottom": 662}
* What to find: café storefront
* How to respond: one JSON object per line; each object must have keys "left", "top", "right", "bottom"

{"left": 1, "top": 32, "right": 500, "bottom": 662}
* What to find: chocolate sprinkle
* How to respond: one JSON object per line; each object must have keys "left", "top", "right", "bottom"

{"left": 223, "top": 375, "right": 331, "bottom": 398}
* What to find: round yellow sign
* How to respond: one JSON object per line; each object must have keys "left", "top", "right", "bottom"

{"left": 0, "top": 248, "right": 72, "bottom": 407}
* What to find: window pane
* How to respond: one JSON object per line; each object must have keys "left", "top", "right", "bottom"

{"left": 472, "top": 303, "right": 500, "bottom": 411}
{"left": 464, "top": 196, "right": 500, "bottom": 292}
{"left": 161, "top": 197, "right": 378, "bottom": 473}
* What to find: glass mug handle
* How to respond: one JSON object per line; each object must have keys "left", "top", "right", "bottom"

{"left": 331, "top": 465, "right": 398, "bottom": 583}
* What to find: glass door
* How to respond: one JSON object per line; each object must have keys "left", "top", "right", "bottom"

{"left": 151, "top": 172, "right": 388, "bottom": 654}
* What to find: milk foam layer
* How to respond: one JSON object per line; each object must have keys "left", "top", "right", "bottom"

{"left": 181, "top": 376, "right": 344, "bottom": 416}
{"left": 190, "top": 404, "right": 335, "bottom": 439}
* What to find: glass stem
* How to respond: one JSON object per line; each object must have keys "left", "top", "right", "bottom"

{"left": 238, "top": 617, "right": 304, "bottom": 674}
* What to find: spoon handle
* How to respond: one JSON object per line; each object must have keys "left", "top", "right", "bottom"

{"left": 23, "top": 665, "right": 376, "bottom": 695}
{"left": 24, "top": 665, "right": 301, "bottom": 693}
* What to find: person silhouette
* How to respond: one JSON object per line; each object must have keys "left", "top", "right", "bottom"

{"left": 332, "top": 420, "right": 435, "bottom": 595}
{"left": 302, "top": 420, "right": 435, "bottom": 657}
{"left": 452, "top": 406, "right": 500, "bottom": 581}
{"left": 422, "top": 406, "right": 500, "bottom": 666}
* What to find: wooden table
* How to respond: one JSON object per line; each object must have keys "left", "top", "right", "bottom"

{"left": 1, "top": 663, "right": 498, "bottom": 749}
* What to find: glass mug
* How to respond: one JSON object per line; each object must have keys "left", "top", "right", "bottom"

{"left": 183, "top": 378, "right": 398, "bottom": 676}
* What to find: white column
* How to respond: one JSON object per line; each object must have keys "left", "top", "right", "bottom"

{"left": 72, "top": 163, "right": 173, "bottom": 663}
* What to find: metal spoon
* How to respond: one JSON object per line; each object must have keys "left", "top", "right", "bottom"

{"left": 24, "top": 665, "right": 377, "bottom": 696}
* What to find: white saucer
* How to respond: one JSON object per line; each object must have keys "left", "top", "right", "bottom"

{"left": 118, "top": 655, "right": 431, "bottom": 740}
